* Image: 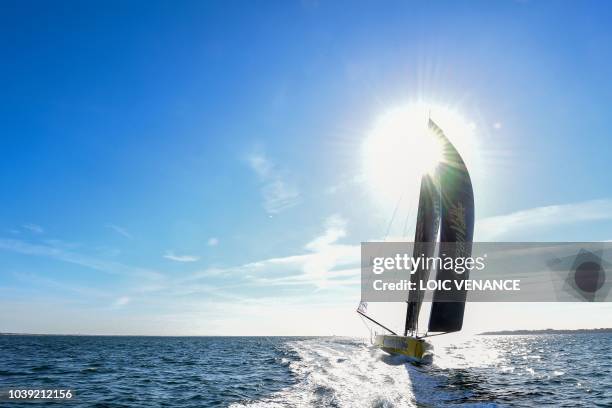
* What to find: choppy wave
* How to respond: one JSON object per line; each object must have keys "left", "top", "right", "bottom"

{"left": 232, "top": 337, "right": 416, "bottom": 407}
{"left": 231, "top": 336, "right": 510, "bottom": 408}
{"left": 1, "top": 334, "right": 610, "bottom": 407}
{"left": 234, "top": 334, "right": 611, "bottom": 408}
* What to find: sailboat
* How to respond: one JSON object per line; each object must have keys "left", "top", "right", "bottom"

{"left": 357, "top": 118, "right": 475, "bottom": 364}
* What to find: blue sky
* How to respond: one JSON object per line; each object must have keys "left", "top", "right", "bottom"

{"left": 1, "top": 1, "right": 612, "bottom": 335}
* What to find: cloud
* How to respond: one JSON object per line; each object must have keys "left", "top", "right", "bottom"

{"left": 113, "top": 296, "right": 131, "bottom": 308}
{"left": 477, "top": 199, "right": 612, "bottom": 240}
{"left": 207, "top": 237, "right": 219, "bottom": 246}
{"left": 0, "top": 218, "right": 359, "bottom": 335}
{"left": 0, "top": 238, "right": 162, "bottom": 280}
{"left": 22, "top": 223, "right": 44, "bottom": 234}
{"left": 248, "top": 154, "right": 273, "bottom": 178}
{"left": 12, "top": 272, "right": 110, "bottom": 299}
{"left": 247, "top": 152, "right": 300, "bottom": 214}
{"left": 324, "top": 174, "right": 366, "bottom": 196}
{"left": 164, "top": 251, "right": 200, "bottom": 262}
{"left": 107, "top": 224, "right": 132, "bottom": 239}
{"left": 298, "top": 215, "right": 356, "bottom": 287}
{"left": 306, "top": 215, "right": 347, "bottom": 251}
{"left": 187, "top": 215, "right": 359, "bottom": 289}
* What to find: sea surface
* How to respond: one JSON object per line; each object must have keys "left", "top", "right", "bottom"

{"left": 0, "top": 334, "right": 610, "bottom": 407}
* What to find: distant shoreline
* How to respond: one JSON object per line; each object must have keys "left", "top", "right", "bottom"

{"left": 479, "top": 328, "right": 612, "bottom": 335}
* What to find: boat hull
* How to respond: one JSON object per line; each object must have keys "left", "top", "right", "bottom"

{"left": 374, "top": 334, "right": 432, "bottom": 364}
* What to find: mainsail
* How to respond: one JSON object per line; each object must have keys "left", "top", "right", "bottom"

{"left": 359, "top": 117, "right": 475, "bottom": 339}
{"left": 427, "top": 118, "right": 475, "bottom": 333}
{"left": 404, "top": 173, "right": 440, "bottom": 335}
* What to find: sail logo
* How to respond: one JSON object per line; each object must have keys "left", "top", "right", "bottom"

{"left": 448, "top": 201, "right": 467, "bottom": 241}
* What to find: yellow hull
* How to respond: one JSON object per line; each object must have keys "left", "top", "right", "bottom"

{"left": 374, "top": 334, "right": 432, "bottom": 364}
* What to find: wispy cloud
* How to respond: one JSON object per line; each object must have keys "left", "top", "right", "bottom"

{"left": 0, "top": 238, "right": 163, "bottom": 280}
{"left": 306, "top": 214, "right": 347, "bottom": 251}
{"left": 12, "top": 272, "right": 111, "bottom": 299}
{"left": 324, "top": 174, "right": 365, "bottom": 196}
{"left": 477, "top": 199, "right": 612, "bottom": 240}
{"left": 22, "top": 223, "right": 44, "bottom": 234}
{"left": 163, "top": 251, "right": 200, "bottom": 263}
{"left": 187, "top": 215, "right": 359, "bottom": 289}
{"left": 107, "top": 224, "right": 132, "bottom": 239}
{"left": 0, "top": 211, "right": 472, "bottom": 335}
{"left": 207, "top": 237, "right": 219, "bottom": 246}
{"left": 247, "top": 152, "right": 300, "bottom": 214}
{"left": 113, "top": 296, "right": 131, "bottom": 308}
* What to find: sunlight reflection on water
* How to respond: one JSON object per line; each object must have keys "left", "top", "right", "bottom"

{"left": 1, "top": 334, "right": 609, "bottom": 407}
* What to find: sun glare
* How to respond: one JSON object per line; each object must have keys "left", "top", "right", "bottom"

{"left": 362, "top": 103, "right": 476, "bottom": 210}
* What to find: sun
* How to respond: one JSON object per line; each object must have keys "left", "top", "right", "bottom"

{"left": 362, "top": 103, "right": 476, "bottom": 211}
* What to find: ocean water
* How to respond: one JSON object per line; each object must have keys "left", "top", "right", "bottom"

{"left": 0, "top": 334, "right": 610, "bottom": 407}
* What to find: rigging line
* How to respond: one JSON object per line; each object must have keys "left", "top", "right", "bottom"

{"left": 384, "top": 190, "right": 405, "bottom": 241}
{"left": 358, "top": 314, "right": 374, "bottom": 344}
{"left": 356, "top": 310, "right": 398, "bottom": 335}
{"left": 358, "top": 313, "right": 371, "bottom": 333}
{"left": 401, "top": 212, "right": 411, "bottom": 240}
{"left": 401, "top": 191, "right": 415, "bottom": 239}
{"left": 402, "top": 181, "right": 422, "bottom": 238}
